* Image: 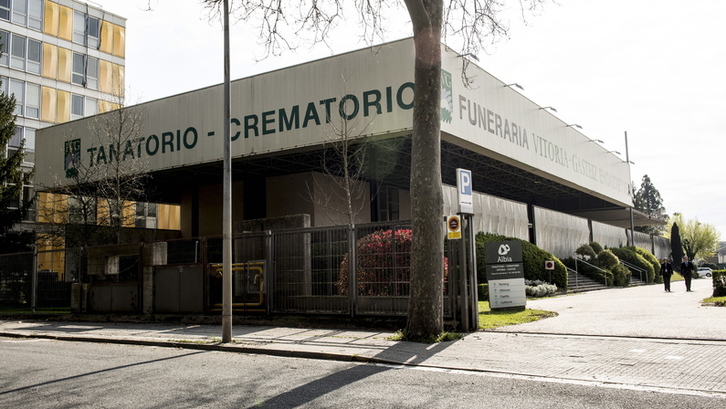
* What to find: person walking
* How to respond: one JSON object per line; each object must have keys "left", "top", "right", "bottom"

{"left": 660, "top": 258, "right": 673, "bottom": 292}
{"left": 680, "top": 255, "right": 695, "bottom": 292}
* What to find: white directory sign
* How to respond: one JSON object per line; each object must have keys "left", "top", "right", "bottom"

{"left": 485, "top": 241, "right": 527, "bottom": 310}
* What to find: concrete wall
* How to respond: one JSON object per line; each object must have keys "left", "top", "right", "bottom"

{"left": 443, "top": 184, "right": 529, "bottom": 240}
{"left": 592, "top": 221, "right": 628, "bottom": 250}
{"left": 535, "top": 207, "right": 590, "bottom": 259}
{"left": 267, "top": 172, "right": 372, "bottom": 227}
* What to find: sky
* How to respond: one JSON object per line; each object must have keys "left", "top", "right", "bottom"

{"left": 95, "top": 0, "right": 726, "bottom": 239}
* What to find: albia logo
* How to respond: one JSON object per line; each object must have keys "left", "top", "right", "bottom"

{"left": 498, "top": 243, "right": 511, "bottom": 256}
{"left": 441, "top": 69, "right": 453, "bottom": 123}
{"left": 64, "top": 139, "right": 81, "bottom": 179}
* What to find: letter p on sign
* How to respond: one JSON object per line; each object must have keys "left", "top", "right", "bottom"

{"left": 457, "top": 168, "right": 473, "bottom": 214}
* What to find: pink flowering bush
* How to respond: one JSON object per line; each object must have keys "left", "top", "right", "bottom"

{"left": 337, "top": 229, "right": 448, "bottom": 296}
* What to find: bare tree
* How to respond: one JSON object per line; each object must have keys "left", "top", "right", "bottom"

{"left": 189, "top": 0, "right": 549, "bottom": 339}
{"left": 304, "top": 73, "right": 377, "bottom": 227}
{"left": 37, "top": 84, "right": 148, "bottom": 247}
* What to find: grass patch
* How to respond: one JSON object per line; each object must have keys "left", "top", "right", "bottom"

{"left": 703, "top": 296, "right": 726, "bottom": 306}
{"left": 388, "top": 329, "right": 463, "bottom": 343}
{"left": 478, "top": 301, "right": 556, "bottom": 330}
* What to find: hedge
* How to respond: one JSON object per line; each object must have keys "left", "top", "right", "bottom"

{"left": 475, "top": 232, "right": 567, "bottom": 290}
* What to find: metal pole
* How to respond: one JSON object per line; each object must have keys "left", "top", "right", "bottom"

{"left": 466, "top": 215, "right": 478, "bottom": 331}
{"left": 221, "top": 0, "right": 233, "bottom": 343}
{"left": 459, "top": 225, "right": 469, "bottom": 332}
{"left": 31, "top": 245, "right": 38, "bottom": 313}
{"left": 625, "top": 131, "right": 635, "bottom": 247}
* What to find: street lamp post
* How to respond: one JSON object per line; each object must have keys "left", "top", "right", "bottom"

{"left": 625, "top": 131, "right": 635, "bottom": 248}
{"left": 221, "top": 0, "right": 233, "bottom": 343}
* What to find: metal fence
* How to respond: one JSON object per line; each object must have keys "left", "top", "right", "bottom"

{"left": 0, "top": 221, "right": 450, "bottom": 317}
{"left": 0, "top": 250, "right": 72, "bottom": 309}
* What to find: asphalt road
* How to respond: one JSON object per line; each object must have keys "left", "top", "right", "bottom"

{"left": 2, "top": 337, "right": 722, "bottom": 409}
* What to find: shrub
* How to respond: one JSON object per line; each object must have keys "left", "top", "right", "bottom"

{"left": 478, "top": 283, "right": 489, "bottom": 300}
{"left": 596, "top": 249, "right": 620, "bottom": 269}
{"left": 634, "top": 247, "right": 660, "bottom": 272}
{"left": 589, "top": 241, "right": 603, "bottom": 254}
{"left": 525, "top": 279, "right": 558, "bottom": 297}
{"left": 713, "top": 270, "right": 726, "bottom": 297}
{"left": 337, "top": 229, "right": 447, "bottom": 296}
{"left": 611, "top": 263, "right": 631, "bottom": 287}
{"left": 575, "top": 244, "right": 596, "bottom": 260}
{"left": 634, "top": 247, "right": 662, "bottom": 283}
{"left": 475, "top": 232, "right": 567, "bottom": 290}
{"left": 610, "top": 247, "right": 655, "bottom": 283}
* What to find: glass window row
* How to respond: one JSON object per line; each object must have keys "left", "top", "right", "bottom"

{"left": 0, "top": 31, "right": 41, "bottom": 74}
{"left": 1, "top": 76, "right": 40, "bottom": 118}
{"left": 1, "top": 31, "right": 105, "bottom": 90}
{"left": 2, "top": 75, "right": 98, "bottom": 123}
{"left": 0, "top": 0, "right": 43, "bottom": 31}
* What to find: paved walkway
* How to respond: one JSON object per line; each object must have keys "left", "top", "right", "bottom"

{"left": 2, "top": 277, "right": 724, "bottom": 397}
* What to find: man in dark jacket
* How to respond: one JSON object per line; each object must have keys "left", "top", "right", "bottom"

{"left": 680, "top": 256, "right": 695, "bottom": 292}
{"left": 660, "top": 258, "right": 673, "bottom": 292}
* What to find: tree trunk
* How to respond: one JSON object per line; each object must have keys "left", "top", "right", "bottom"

{"left": 405, "top": 0, "right": 444, "bottom": 338}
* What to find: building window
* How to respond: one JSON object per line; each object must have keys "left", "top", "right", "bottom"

{"left": 135, "top": 202, "right": 158, "bottom": 229}
{"left": 11, "top": 0, "right": 27, "bottom": 26}
{"left": 73, "top": 11, "right": 100, "bottom": 48}
{"left": 1, "top": 33, "right": 41, "bottom": 73}
{"left": 10, "top": 33, "right": 25, "bottom": 70}
{"left": 72, "top": 53, "right": 84, "bottom": 85}
{"left": 72, "top": 53, "right": 98, "bottom": 89}
{"left": 9, "top": 125, "right": 23, "bottom": 148}
{"left": 71, "top": 94, "right": 84, "bottom": 117}
{"left": 1, "top": 0, "right": 42, "bottom": 29}
{"left": 85, "top": 96, "right": 97, "bottom": 116}
{"left": 72, "top": 11, "right": 84, "bottom": 44}
{"left": 1, "top": 77, "right": 40, "bottom": 119}
{"left": 376, "top": 186, "right": 400, "bottom": 222}
{"left": 27, "top": 0, "right": 41, "bottom": 30}
{"left": 25, "top": 82, "right": 39, "bottom": 118}
{"left": 24, "top": 127, "right": 34, "bottom": 150}
{"left": 0, "top": 0, "right": 9, "bottom": 21}
{"left": 68, "top": 196, "right": 97, "bottom": 225}
{"left": 27, "top": 38, "right": 40, "bottom": 74}
{"left": 8, "top": 78, "right": 24, "bottom": 116}
{"left": 71, "top": 94, "right": 96, "bottom": 119}
{"left": 0, "top": 31, "right": 7, "bottom": 65}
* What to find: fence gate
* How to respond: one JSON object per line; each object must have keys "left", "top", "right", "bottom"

{"left": 154, "top": 264, "right": 204, "bottom": 313}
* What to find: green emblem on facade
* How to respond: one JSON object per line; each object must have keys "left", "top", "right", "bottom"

{"left": 64, "top": 139, "right": 81, "bottom": 179}
{"left": 441, "top": 69, "right": 453, "bottom": 123}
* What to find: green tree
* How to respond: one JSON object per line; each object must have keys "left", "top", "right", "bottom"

{"left": 0, "top": 75, "right": 34, "bottom": 252}
{"left": 666, "top": 214, "right": 720, "bottom": 262}
{"left": 670, "top": 222, "right": 683, "bottom": 264}
{"left": 633, "top": 174, "right": 666, "bottom": 235}
{"left": 195, "top": 0, "right": 549, "bottom": 339}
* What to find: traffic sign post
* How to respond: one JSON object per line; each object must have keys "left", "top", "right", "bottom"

{"left": 447, "top": 215, "right": 462, "bottom": 240}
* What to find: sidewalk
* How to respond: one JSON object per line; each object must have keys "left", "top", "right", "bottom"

{"left": 2, "top": 277, "right": 725, "bottom": 396}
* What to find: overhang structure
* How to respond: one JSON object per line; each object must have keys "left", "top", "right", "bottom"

{"left": 35, "top": 39, "right": 657, "bottom": 237}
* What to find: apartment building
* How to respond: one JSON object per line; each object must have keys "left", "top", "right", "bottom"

{"left": 2, "top": 1, "right": 179, "bottom": 258}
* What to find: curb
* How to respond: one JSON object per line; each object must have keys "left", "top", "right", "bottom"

{"left": 0, "top": 330, "right": 393, "bottom": 365}
{"left": 3, "top": 330, "right": 725, "bottom": 398}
